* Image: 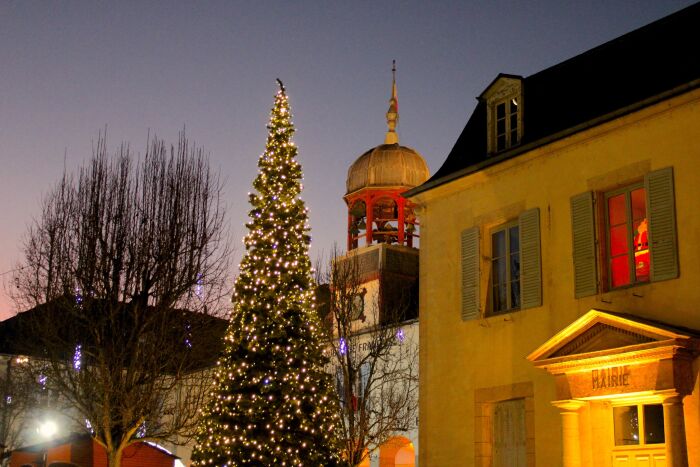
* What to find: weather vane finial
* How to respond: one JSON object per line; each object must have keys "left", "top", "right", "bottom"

{"left": 384, "top": 60, "right": 399, "bottom": 144}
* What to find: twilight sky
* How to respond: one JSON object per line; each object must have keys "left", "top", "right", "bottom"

{"left": 0, "top": 0, "right": 695, "bottom": 319}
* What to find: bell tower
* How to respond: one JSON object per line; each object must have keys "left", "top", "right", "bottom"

{"left": 339, "top": 62, "right": 429, "bottom": 324}
{"left": 344, "top": 61, "right": 429, "bottom": 252}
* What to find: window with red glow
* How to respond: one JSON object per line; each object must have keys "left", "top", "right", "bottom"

{"left": 606, "top": 185, "right": 649, "bottom": 288}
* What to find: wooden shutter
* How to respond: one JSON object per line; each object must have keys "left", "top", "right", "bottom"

{"left": 461, "top": 226, "right": 480, "bottom": 320}
{"left": 519, "top": 208, "right": 542, "bottom": 309}
{"left": 571, "top": 192, "right": 598, "bottom": 297}
{"left": 646, "top": 167, "right": 678, "bottom": 281}
{"left": 493, "top": 399, "right": 527, "bottom": 467}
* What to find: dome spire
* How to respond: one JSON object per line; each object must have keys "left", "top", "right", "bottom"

{"left": 384, "top": 60, "right": 399, "bottom": 144}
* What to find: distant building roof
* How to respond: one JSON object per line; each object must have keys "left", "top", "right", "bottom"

{"left": 408, "top": 2, "right": 700, "bottom": 196}
{"left": 0, "top": 297, "right": 228, "bottom": 371}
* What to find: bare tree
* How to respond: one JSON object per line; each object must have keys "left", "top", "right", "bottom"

{"left": 317, "top": 247, "right": 418, "bottom": 467}
{"left": 6, "top": 131, "right": 231, "bottom": 467}
{"left": 0, "top": 357, "right": 38, "bottom": 466}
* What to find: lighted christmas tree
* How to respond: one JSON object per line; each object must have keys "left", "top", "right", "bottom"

{"left": 192, "top": 80, "right": 341, "bottom": 466}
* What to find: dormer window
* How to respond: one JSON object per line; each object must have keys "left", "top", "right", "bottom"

{"left": 480, "top": 74, "right": 524, "bottom": 155}
{"left": 495, "top": 98, "right": 519, "bottom": 151}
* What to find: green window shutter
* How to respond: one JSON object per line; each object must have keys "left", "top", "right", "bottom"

{"left": 461, "top": 226, "right": 480, "bottom": 321}
{"left": 519, "top": 208, "right": 542, "bottom": 309}
{"left": 646, "top": 167, "right": 678, "bottom": 282}
{"left": 571, "top": 192, "right": 598, "bottom": 298}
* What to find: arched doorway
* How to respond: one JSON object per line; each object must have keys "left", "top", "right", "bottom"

{"left": 379, "top": 436, "right": 415, "bottom": 467}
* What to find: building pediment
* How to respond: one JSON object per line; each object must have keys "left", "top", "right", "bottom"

{"left": 478, "top": 73, "right": 523, "bottom": 102}
{"left": 528, "top": 310, "right": 700, "bottom": 399}
{"left": 550, "top": 322, "right": 654, "bottom": 357}
{"left": 527, "top": 309, "right": 699, "bottom": 372}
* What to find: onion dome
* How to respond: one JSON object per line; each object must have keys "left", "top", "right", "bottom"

{"left": 346, "top": 144, "right": 429, "bottom": 195}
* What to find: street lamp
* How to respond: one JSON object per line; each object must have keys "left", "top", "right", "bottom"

{"left": 38, "top": 419, "right": 58, "bottom": 439}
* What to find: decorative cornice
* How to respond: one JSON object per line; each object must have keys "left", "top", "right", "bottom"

{"left": 535, "top": 344, "right": 693, "bottom": 374}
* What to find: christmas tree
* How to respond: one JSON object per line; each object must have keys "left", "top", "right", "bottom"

{"left": 192, "top": 80, "right": 341, "bottom": 466}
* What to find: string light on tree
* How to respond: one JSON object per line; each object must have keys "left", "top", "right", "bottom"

{"left": 192, "top": 80, "right": 342, "bottom": 466}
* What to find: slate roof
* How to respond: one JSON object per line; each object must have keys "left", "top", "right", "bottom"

{"left": 408, "top": 2, "right": 700, "bottom": 196}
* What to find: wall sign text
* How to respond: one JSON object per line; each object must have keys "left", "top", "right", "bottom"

{"left": 592, "top": 365, "right": 630, "bottom": 390}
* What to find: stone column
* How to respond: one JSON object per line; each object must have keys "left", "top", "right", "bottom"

{"left": 662, "top": 394, "right": 689, "bottom": 467}
{"left": 552, "top": 400, "right": 586, "bottom": 467}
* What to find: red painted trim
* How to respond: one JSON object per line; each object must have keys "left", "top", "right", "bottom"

{"left": 345, "top": 188, "right": 417, "bottom": 250}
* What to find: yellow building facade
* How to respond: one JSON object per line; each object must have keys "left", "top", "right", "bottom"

{"left": 407, "top": 5, "right": 700, "bottom": 467}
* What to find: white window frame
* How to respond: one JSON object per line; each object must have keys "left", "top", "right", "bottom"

{"left": 612, "top": 403, "right": 665, "bottom": 447}
{"left": 494, "top": 98, "right": 520, "bottom": 152}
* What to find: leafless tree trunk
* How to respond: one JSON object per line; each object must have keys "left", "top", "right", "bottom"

{"left": 7, "top": 131, "right": 231, "bottom": 467}
{"left": 317, "top": 247, "right": 418, "bottom": 467}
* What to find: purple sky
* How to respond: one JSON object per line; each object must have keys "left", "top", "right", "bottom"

{"left": 0, "top": 0, "right": 695, "bottom": 319}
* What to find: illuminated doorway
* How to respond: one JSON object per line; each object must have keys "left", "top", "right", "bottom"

{"left": 612, "top": 403, "right": 666, "bottom": 467}
{"left": 379, "top": 436, "right": 415, "bottom": 467}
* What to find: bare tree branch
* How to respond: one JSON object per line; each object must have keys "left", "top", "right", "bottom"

{"left": 4, "top": 130, "right": 231, "bottom": 467}
{"left": 317, "top": 246, "right": 418, "bottom": 467}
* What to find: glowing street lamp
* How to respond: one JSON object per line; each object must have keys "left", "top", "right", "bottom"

{"left": 38, "top": 419, "right": 58, "bottom": 439}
